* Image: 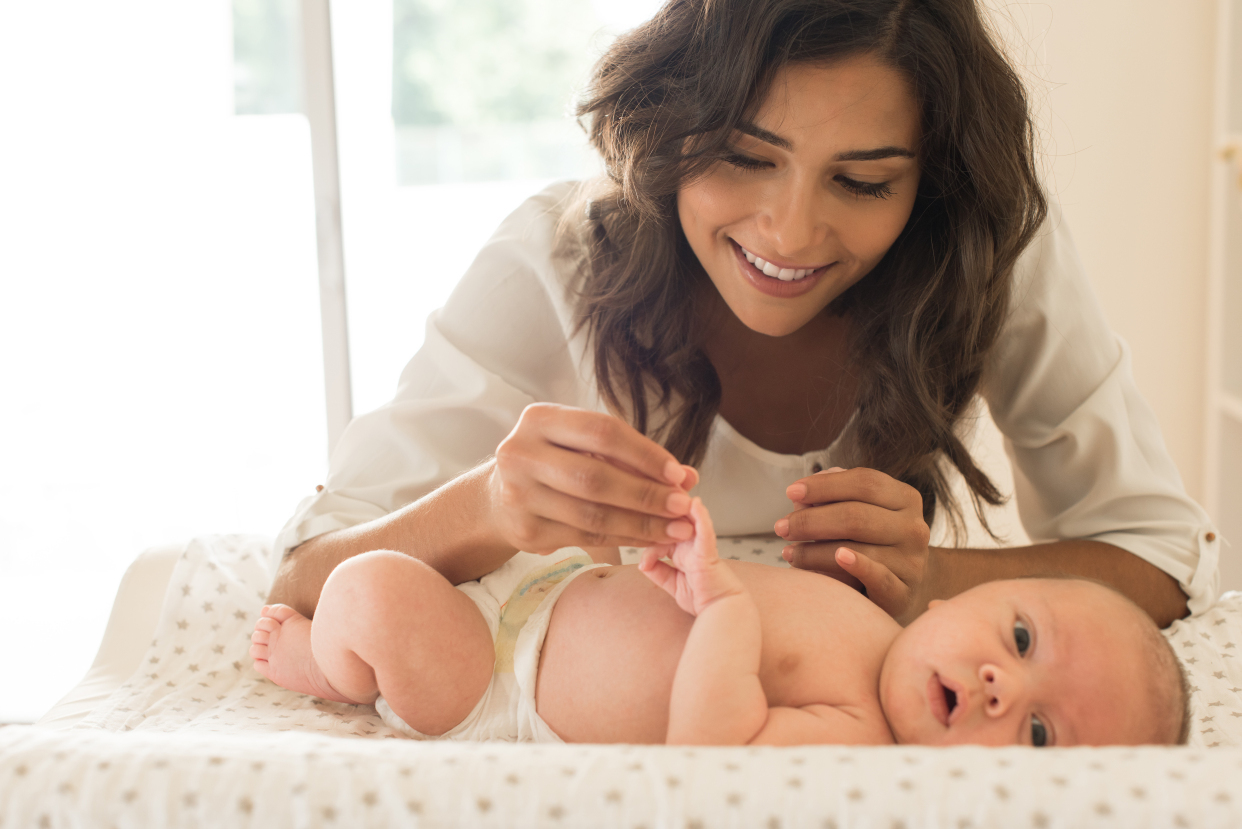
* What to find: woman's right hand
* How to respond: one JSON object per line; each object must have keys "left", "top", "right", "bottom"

{"left": 487, "top": 403, "right": 699, "bottom": 554}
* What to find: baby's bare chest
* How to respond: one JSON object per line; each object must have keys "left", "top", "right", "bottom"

{"left": 741, "top": 564, "right": 895, "bottom": 707}
{"left": 535, "top": 562, "right": 894, "bottom": 743}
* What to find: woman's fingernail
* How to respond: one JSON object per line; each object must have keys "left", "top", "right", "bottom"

{"left": 827, "top": 466, "right": 845, "bottom": 473}
{"left": 664, "top": 459, "right": 686, "bottom": 485}
{"left": 786, "top": 483, "right": 807, "bottom": 500}
{"left": 666, "top": 490, "right": 691, "bottom": 514}
{"left": 836, "top": 547, "right": 856, "bottom": 566}
{"left": 666, "top": 520, "right": 693, "bottom": 540}
{"left": 782, "top": 546, "right": 793, "bottom": 561}
{"left": 774, "top": 519, "right": 789, "bottom": 537}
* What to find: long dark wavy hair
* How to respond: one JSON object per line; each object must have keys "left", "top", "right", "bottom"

{"left": 563, "top": 0, "right": 1047, "bottom": 536}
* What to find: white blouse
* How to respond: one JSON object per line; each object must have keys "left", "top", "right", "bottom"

{"left": 274, "top": 181, "right": 1221, "bottom": 613}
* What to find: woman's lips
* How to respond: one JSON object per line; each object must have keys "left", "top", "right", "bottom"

{"left": 730, "top": 240, "right": 832, "bottom": 299}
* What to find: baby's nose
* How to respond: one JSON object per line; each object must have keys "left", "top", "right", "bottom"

{"left": 979, "top": 663, "right": 1014, "bottom": 717}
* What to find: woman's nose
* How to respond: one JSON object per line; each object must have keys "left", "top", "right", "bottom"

{"left": 979, "top": 663, "right": 1017, "bottom": 718}
{"left": 761, "top": 176, "right": 828, "bottom": 256}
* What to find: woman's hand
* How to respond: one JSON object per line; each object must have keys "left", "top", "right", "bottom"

{"left": 487, "top": 403, "right": 699, "bottom": 554}
{"left": 775, "top": 467, "right": 931, "bottom": 621}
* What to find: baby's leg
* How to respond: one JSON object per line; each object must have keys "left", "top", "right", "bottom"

{"left": 251, "top": 550, "right": 495, "bottom": 735}
{"left": 251, "top": 604, "right": 355, "bottom": 704}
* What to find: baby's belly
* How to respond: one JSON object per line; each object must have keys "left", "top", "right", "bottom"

{"left": 536, "top": 565, "right": 693, "bottom": 744}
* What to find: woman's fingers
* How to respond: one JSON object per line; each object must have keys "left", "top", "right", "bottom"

{"left": 515, "top": 403, "right": 687, "bottom": 486}
{"left": 785, "top": 466, "right": 919, "bottom": 512}
{"left": 503, "top": 481, "right": 693, "bottom": 552}
{"left": 491, "top": 403, "right": 704, "bottom": 554}
{"left": 499, "top": 511, "right": 654, "bottom": 554}
{"left": 778, "top": 466, "right": 930, "bottom": 621}
{"left": 777, "top": 499, "right": 916, "bottom": 546}
{"left": 542, "top": 446, "right": 693, "bottom": 518}
{"left": 833, "top": 547, "right": 910, "bottom": 618}
{"left": 782, "top": 541, "right": 865, "bottom": 591}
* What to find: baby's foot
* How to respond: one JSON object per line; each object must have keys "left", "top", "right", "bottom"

{"left": 250, "top": 605, "right": 355, "bottom": 704}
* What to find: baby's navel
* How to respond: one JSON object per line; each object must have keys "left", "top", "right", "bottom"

{"left": 777, "top": 653, "right": 801, "bottom": 674}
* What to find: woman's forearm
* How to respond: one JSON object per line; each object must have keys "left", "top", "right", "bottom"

{"left": 267, "top": 461, "right": 517, "bottom": 617}
{"left": 919, "top": 540, "right": 1189, "bottom": 627}
{"left": 666, "top": 591, "right": 768, "bottom": 745}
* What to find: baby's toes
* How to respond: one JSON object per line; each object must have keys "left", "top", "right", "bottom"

{"left": 249, "top": 641, "right": 269, "bottom": 662}
{"left": 251, "top": 627, "right": 270, "bottom": 645}
{"left": 254, "top": 617, "right": 279, "bottom": 636}
{"left": 261, "top": 603, "right": 302, "bottom": 623}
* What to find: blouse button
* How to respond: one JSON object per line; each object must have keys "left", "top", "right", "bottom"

{"left": 811, "top": 462, "right": 823, "bottom": 474}
{"left": 1206, "top": 531, "right": 1217, "bottom": 542}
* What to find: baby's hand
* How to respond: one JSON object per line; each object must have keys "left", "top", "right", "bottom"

{"left": 638, "top": 497, "right": 745, "bottom": 616}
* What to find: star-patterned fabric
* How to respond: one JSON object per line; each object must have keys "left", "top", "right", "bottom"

{"left": 2, "top": 534, "right": 1241, "bottom": 828}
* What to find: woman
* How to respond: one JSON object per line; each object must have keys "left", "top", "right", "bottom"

{"left": 269, "top": 0, "right": 1218, "bottom": 627}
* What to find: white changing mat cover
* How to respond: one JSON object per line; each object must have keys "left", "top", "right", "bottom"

{"left": 2, "top": 534, "right": 1242, "bottom": 828}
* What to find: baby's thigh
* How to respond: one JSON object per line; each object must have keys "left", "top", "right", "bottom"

{"left": 317, "top": 550, "right": 492, "bottom": 661}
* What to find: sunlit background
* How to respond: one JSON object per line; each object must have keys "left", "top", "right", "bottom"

{"left": 0, "top": 0, "right": 662, "bottom": 723}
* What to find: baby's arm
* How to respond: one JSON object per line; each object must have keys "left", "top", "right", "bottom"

{"left": 639, "top": 498, "right": 769, "bottom": 744}
{"left": 640, "top": 499, "right": 894, "bottom": 746}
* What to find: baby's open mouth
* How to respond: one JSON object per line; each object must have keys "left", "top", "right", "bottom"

{"left": 928, "top": 673, "right": 959, "bottom": 727}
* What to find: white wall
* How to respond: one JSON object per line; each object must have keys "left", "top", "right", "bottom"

{"left": 992, "top": 1, "right": 1216, "bottom": 501}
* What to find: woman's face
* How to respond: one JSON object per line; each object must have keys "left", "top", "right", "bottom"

{"left": 677, "top": 54, "right": 921, "bottom": 337}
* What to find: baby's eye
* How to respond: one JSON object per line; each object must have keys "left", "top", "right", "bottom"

{"left": 1030, "top": 714, "right": 1048, "bottom": 747}
{"left": 1013, "top": 619, "right": 1031, "bottom": 655}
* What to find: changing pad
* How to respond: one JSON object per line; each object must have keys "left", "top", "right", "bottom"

{"left": 3, "top": 534, "right": 1242, "bottom": 828}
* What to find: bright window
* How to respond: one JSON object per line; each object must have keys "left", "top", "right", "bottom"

{"left": 0, "top": 0, "right": 659, "bottom": 723}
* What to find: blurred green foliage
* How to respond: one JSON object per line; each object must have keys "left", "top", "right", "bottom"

{"left": 233, "top": 0, "right": 301, "bottom": 115}
{"left": 392, "top": 0, "right": 602, "bottom": 126}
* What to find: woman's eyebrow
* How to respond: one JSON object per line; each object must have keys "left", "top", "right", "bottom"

{"left": 735, "top": 124, "right": 915, "bottom": 161}
{"left": 738, "top": 123, "right": 793, "bottom": 150}
{"left": 835, "top": 146, "right": 916, "bottom": 162}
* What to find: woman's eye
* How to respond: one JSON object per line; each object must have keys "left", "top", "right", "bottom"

{"left": 1013, "top": 619, "right": 1031, "bottom": 655}
{"left": 1031, "top": 714, "right": 1048, "bottom": 747}
{"left": 723, "top": 153, "right": 770, "bottom": 172}
{"left": 836, "top": 176, "right": 894, "bottom": 200}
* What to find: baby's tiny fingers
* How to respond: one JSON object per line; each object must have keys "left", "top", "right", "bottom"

{"left": 639, "top": 545, "right": 667, "bottom": 571}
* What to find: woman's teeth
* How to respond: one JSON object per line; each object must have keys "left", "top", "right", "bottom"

{"left": 740, "top": 246, "right": 816, "bottom": 281}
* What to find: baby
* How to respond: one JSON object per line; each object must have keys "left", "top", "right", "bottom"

{"left": 251, "top": 499, "right": 1189, "bottom": 747}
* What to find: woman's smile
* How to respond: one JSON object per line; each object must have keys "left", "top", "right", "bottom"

{"left": 735, "top": 241, "right": 831, "bottom": 281}
{"left": 731, "top": 240, "right": 832, "bottom": 298}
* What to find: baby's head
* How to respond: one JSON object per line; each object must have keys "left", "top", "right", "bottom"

{"left": 878, "top": 577, "right": 1189, "bottom": 747}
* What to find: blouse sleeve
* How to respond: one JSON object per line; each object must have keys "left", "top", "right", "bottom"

{"left": 983, "top": 202, "right": 1221, "bottom": 614}
{"left": 272, "top": 182, "right": 591, "bottom": 561}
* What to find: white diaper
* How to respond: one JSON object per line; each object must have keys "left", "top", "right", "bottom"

{"left": 376, "top": 549, "right": 606, "bottom": 742}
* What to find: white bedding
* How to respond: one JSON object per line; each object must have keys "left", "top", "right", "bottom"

{"left": 3, "top": 534, "right": 1242, "bottom": 827}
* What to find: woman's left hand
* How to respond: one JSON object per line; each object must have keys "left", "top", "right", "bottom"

{"left": 775, "top": 467, "right": 931, "bottom": 621}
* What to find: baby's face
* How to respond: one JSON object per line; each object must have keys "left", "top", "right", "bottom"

{"left": 878, "top": 579, "right": 1164, "bottom": 747}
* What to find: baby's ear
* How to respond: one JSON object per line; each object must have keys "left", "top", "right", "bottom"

{"left": 927, "top": 599, "right": 945, "bottom": 610}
